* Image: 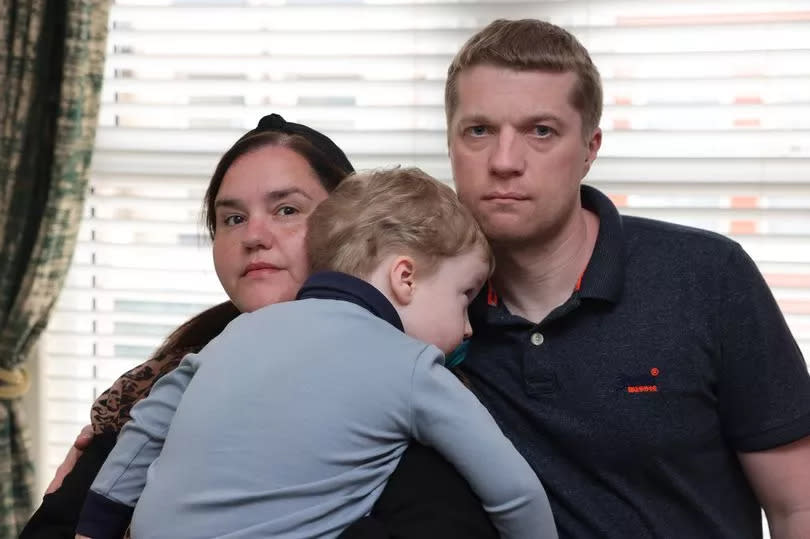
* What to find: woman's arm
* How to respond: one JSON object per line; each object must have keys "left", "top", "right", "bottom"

{"left": 20, "top": 432, "right": 118, "bottom": 539}
{"left": 76, "top": 354, "right": 200, "bottom": 538}
{"left": 45, "top": 425, "right": 95, "bottom": 495}
{"left": 23, "top": 353, "right": 181, "bottom": 538}
{"left": 338, "top": 443, "right": 499, "bottom": 539}
{"left": 26, "top": 302, "right": 237, "bottom": 536}
{"left": 42, "top": 351, "right": 185, "bottom": 496}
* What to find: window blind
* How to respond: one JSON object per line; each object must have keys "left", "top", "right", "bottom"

{"left": 43, "top": 1, "right": 810, "bottom": 506}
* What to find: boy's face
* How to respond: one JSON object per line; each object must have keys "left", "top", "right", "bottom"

{"left": 402, "top": 247, "right": 490, "bottom": 355}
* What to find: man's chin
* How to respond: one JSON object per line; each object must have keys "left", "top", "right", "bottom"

{"left": 479, "top": 219, "right": 539, "bottom": 245}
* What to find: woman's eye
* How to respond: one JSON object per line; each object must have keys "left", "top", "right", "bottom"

{"left": 223, "top": 215, "right": 245, "bottom": 226}
{"left": 275, "top": 205, "right": 299, "bottom": 217}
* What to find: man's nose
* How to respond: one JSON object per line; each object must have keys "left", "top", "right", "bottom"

{"left": 489, "top": 128, "right": 526, "bottom": 178}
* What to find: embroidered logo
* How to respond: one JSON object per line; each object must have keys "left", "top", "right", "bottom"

{"left": 621, "top": 368, "right": 660, "bottom": 394}
{"left": 627, "top": 384, "right": 657, "bottom": 393}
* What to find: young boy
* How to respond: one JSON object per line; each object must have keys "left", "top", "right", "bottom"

{"left": 76, "top": 168, "right": 556, "bottom": 539}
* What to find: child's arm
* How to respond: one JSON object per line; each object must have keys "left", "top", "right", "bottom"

{"left": 409, "top": 347, "right": 558, "bottom": 539}
{"left": 75, "top": 353, "right": 201, "bottom": 539}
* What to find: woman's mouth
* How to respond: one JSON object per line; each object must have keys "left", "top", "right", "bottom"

{"left": 242, "top": 262, "right": 281, "bottom": 277}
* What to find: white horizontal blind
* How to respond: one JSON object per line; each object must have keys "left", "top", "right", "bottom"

{"left": 43, "top": 0, "right": 810, "bottom": 499}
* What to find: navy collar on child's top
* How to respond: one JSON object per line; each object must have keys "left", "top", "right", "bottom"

{"left": 296, "top": 271, "right": 404, "bottom": 332}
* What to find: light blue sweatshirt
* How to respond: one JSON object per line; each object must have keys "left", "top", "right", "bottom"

{"left": 78, "top": 272, "right": 556, "bottom": 539}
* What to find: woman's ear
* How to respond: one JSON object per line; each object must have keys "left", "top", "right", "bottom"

{"left": 389, "top": 255, "right": 416, "bottom": 306}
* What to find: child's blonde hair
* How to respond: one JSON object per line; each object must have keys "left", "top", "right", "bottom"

{"left": 307, "top": 167, "right": 493, "bottom": 279}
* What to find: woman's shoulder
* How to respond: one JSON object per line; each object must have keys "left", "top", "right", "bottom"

{"left": 92, "top": 352, "right": 187, "bottom": 434}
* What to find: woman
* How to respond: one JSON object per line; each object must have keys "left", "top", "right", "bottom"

{"left": 21, "top": 114, "right": 498, "bottom": 539}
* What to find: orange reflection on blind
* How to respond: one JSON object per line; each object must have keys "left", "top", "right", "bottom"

{"left": 765, "top": 274, "right": 810, "bottom": 289}
{"left": 729, "top": 220, "right": 758, "bottom": 235}
{"left": 617, "top": 11, "right": 810, "bottom": 27}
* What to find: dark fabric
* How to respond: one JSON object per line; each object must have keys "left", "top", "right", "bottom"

{"left": 339, "top": 516, "right": 391, "bottom": 539}
{"left": 368, "top": 443, "right": 498, "bottom": 539}
{"left": 298, "top": 271, "right": 404, "bottom": 332}
{"left": 254, "top": 113, "right": 354, "bottom": 174}
{"left": 76, "top": 491, "right": 133, "bottom": 539}
{"left": 463, "top": 184, "right": 810, "bottom": 539}
{"left": 1, "top": 1, "right": 64, "bottom": 314}
{"left": 20, "top": 431, "right": 117, "bottom": 539}
{"left": 338, "top": 443, "right": 499, "bottom": 539}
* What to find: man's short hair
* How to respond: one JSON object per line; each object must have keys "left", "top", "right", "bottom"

{"left": 307, "top": 167, "right": 493, "bottom": 279}
{"left": 445, "top": 18, "right": 603, "bottom": 137}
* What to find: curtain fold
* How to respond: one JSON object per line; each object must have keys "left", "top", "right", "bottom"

{"left": 0, "top": 1, "right": 110, "bottom": 535}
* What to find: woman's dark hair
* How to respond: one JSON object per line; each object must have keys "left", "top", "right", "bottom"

{"left": 151, "top": 300, "right": 242, "bottom": 368}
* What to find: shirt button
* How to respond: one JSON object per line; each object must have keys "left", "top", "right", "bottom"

{"left": 530, "top": 332, "right": 544, "bottom": 346}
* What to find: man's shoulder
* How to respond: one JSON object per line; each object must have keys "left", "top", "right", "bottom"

{"left": 622, "top": 214, "right": 735, "bottom": 244}
{"left": 620, "top": 214, "right": 743, "bottom": 261}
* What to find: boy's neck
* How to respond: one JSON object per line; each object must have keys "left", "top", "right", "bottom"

{"left": 491, "top": 207, "right": 599, "bottom": 324}
{"left": 298, "top": 270, "right": 404, "bottom": 331}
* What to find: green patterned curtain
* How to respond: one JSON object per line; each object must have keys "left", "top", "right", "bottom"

{"left": 0, "top": 0, "right": 110, "bottom": 535}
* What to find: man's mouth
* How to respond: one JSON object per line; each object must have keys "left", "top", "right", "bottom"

{"left": 483, "top": 192, "right": 529, "bottom": 201}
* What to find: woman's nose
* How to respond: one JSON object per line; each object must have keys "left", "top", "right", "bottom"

{"left": 242, "top": 216, "right": 275, "bottom": 250}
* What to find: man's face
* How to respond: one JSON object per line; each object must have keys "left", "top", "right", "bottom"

{"left": 448, "top": 65, "right": 601, "bottom": 247}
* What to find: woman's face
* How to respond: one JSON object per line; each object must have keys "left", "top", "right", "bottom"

{"left": 212, "top": 145, "right": 329, "bottom": 313}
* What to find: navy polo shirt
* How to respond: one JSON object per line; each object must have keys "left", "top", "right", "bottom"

{"left": 463, "top": 184, "right": 810, "bottom": 539}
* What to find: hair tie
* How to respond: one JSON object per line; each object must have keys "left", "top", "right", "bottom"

{"left": 257, "top": 113, "right": 288, "bottom": 132}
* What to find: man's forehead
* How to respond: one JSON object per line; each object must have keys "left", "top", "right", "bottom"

{"left": 454, "top": 66, "right": 579, "bottom": 120}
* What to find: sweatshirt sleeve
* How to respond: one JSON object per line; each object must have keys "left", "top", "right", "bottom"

{"left": 409, "top": 346, "right": 558, "bottom": 539}
{"left": 76, "top": 353, "right": 200, "bottom": 538}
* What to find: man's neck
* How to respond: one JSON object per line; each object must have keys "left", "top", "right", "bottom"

{"left": 492, "top": 207, "right": 599, "bottom": 324}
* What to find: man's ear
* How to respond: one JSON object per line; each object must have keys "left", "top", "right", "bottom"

{"left": 389, "top": 255, "right": 417, "bottom": 306}
{"left": 583, "top": 127, "right": 602, "bottom": 177}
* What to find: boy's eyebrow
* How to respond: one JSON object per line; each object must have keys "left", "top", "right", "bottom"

{"left": 214, "top": 188, "right": 313, "bottom": 210}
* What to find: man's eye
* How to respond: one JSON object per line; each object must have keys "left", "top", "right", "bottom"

{"left": 534, "top": 125, "right": 553, "bottom": 138}
{"left": 275, "top": 206, "right": 299, "bottom": 216}
{"left": 467, "top": 126, "right": 488, "bottom": 137}
{"left": 223, "top": 215, "right": 245, "bottom": 226}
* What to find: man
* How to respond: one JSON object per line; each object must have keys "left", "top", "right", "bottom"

{"left": 448, "top": 18, "right": 810, "bottom": 539}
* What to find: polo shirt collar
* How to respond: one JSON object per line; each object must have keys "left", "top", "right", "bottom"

{"left": 471, "top": 184, "right": 625, "bottom": 325}
{"left": 297, "top": 271, "right": 404, "bottom": 331}
{"left": 579, "top": 184, "right": 625, "bottom": 303}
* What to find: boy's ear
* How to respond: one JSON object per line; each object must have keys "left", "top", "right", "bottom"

{"left": 389, "top": 255, "right": 416, "bottom": 306}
